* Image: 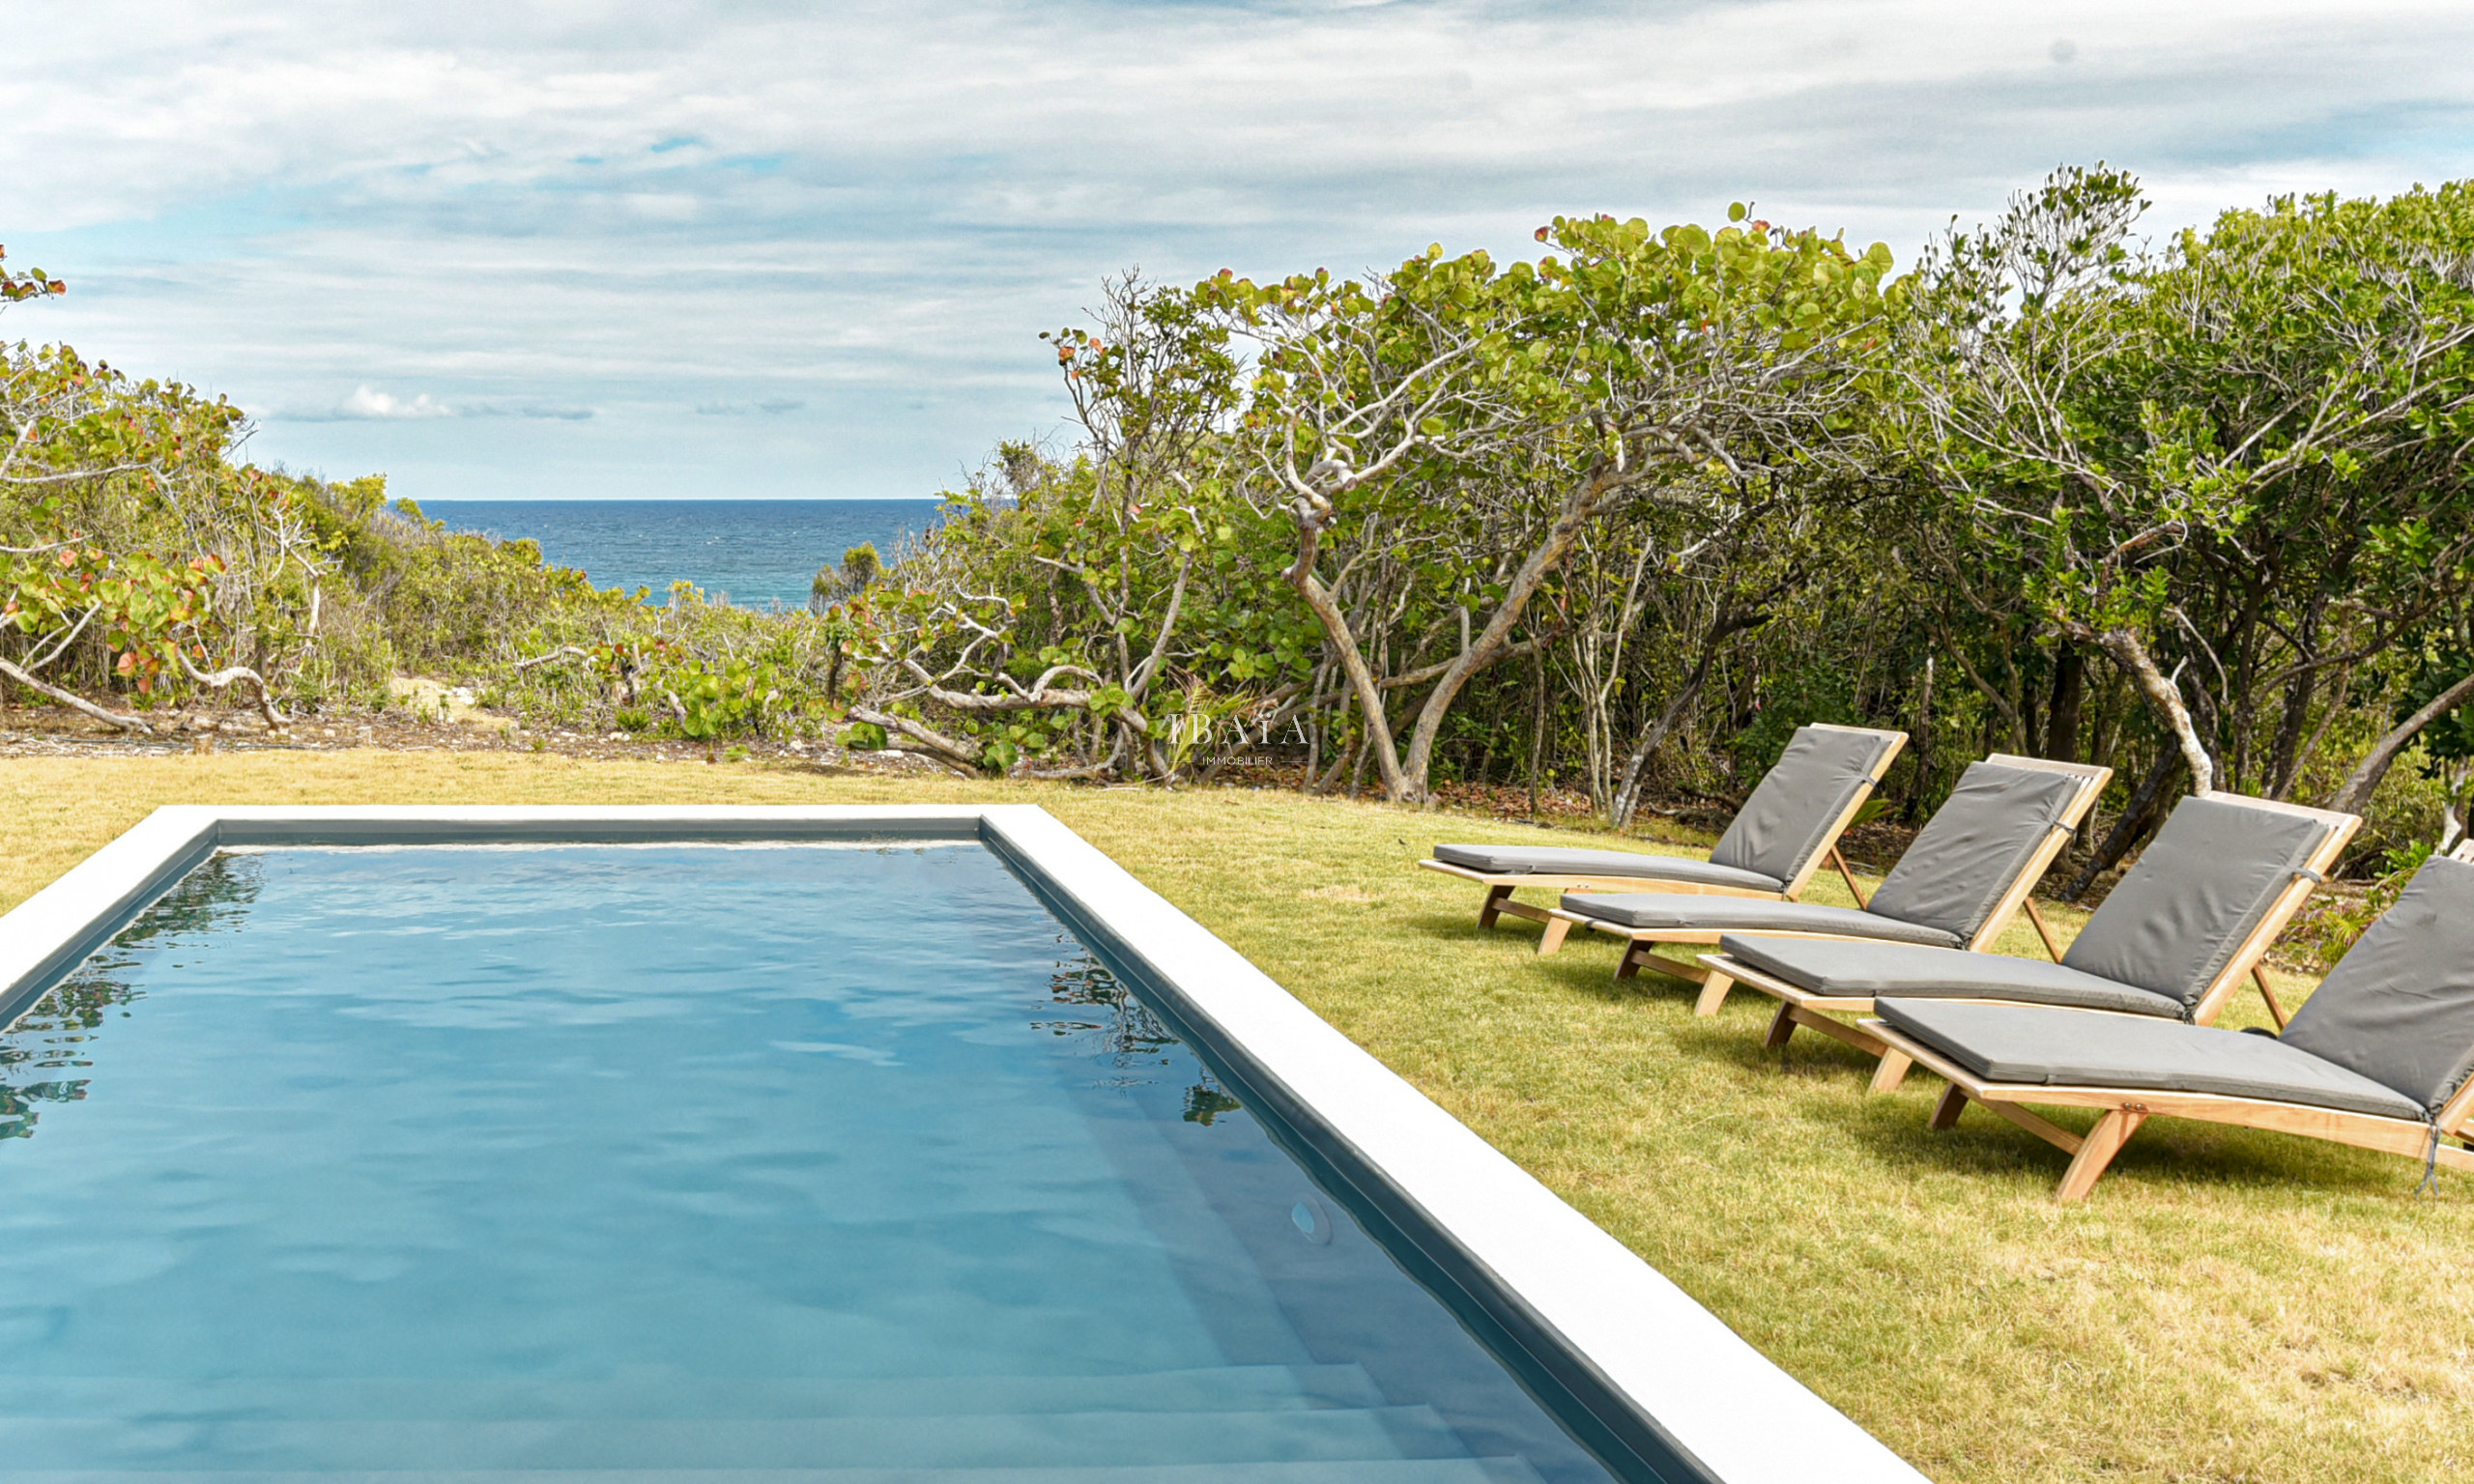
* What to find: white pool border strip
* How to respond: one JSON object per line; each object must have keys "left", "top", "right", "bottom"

{"left": 1, "top": 804, "right": 1928, "bottom": 1484}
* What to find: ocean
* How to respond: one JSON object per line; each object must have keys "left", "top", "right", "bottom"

{"left": 423, "top": 499, "right": 947, "bottom": 609}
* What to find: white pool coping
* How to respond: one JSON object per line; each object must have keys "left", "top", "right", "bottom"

{"left": 1, "top": 804, "right": 1929, "bottom": 1484}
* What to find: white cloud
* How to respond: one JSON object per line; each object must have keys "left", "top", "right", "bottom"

{"left": 4, "top": 0, "right": 2471, "bottom": 499}
{"left": 338, "top": 385, "right": 452, "bottom": 419}
{"left": 277, "top": 385, "right": 596, "bottom": 422}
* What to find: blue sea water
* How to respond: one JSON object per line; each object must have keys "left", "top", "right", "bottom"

{"left": 424, "top": 499, "right": 945, "bottom": 609}
{"left": 0, "top": 842, "right": 1619, "bottom": 1480}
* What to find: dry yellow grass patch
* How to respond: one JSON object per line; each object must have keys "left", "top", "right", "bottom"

{"left": 2, "top": 749, "right": 2467, "bottom": 1483}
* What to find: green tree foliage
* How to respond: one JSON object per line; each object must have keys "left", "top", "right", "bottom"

{"left": 0, "top": 327, "right": 292, "bottom": 727}
{"left": 1196, "top": 211, "right": 1897, "bottom": 804}
{"left": 853, "top": 276, "right": 1316, "bottom": 780}
{"left": 14, "top": 173, "right": 2474, "bottom": 873}
{"left": 1902, "top": 168, "right": 2474, "bottom": 803}
{"left": 0, "top": 255, "right": 874, "bottom": 744}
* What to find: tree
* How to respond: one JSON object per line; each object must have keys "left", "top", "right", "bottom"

{"left": 1903, "top": 168, "right": 2474, "bottom": 799}
{"left": 2327, "top": 637, "right": 2474, "bottom": 819}
{"left": 1568, "top": 493, "right": 1811, "bottom": 829}
{"left": 0, "top": 326, "right": 291, "bottom": 728}
{"left": 810, "top": 542, "right": 880, "bottom": 612}
{"left": 2402, "top": 644, "right": 2474, "bottom": 852}
{"left": 1207, "top": 209, "right": 1896, "bottom": 806}
{"left": 855, "top": 275, "right": 1309, "bottom": 781}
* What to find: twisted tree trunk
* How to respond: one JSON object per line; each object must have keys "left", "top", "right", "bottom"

{"left": 1282, "top": 499, "right": 1411, "bottom": 801}
{"left": 1392, "top": 475, "right": 1610, "bottom": 805}
{"left": 2326, "top": 669, "right": 2474, "bottom": 816}
{"left": 2044, "top": 640, "right": 2085, "bottom": 762}
{"left": 0, "top": 657, "right": 154, "bottom": 733}
{"left": 1608, "top": 608, "right": 1768, "bottom": 830}
{"left": 177, "top": 653, "right": 288, "bottom": 730}
{"left": 2067, "top": 623, "right": 2213, "bottom": 796}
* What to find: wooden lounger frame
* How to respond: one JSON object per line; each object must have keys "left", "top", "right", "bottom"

{"left": 1694, "top": 797, "right": 2362, "bottom": 1085}
{"left": 1544, "top": 755, "right": 2111, "bottom": 989}
{"left": 1863, "top": 1013, "right": 2474, "bottom": 1202}
{"left": 1419, "top": 725, "right": 1906, "bottom": 956}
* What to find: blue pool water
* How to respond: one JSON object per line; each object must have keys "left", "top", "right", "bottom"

{"left": 0, "top": 842, "right": 1622, "bottom": 1480}
{"left": 423, "top": 499, "right": 944, "bottom": 609}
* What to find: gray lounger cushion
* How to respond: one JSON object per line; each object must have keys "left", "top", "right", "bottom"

{"left": 1862, "top": 761, "right": 2086, "bottom": 943}
{"left": 1717, "top": 935, "right": 2184, "bottom": 1017}
{"left": 1705, "top": 726, "right": 1898, "bottom": 887}
{"left": 1431, "top": 843, "right": 1784, "bottom": 893}
{"left": 1560, "top": 894, "right": 1963, "bottom": 947}
{"left": 2058, "top": 795, "right": 2338, "bottom": 1014}
{"left": 2281, "top": 856, "right": 2474, "bottom": 1116}
{"left": 1875, "top": 999, "right": 2428, "bottom": 1121}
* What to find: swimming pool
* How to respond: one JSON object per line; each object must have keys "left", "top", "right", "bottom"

{"left": 0, "top": 807, "right": 1926, "bottom": 1483}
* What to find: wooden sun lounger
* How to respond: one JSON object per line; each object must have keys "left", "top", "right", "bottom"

{"left": 1419, "top": 723, "right": 1905, "bottom": 954}
{"left": 1551, "top": 756, "right": 2111, "bottom": 988}
{"left": 1697, "top": 796, "right": 2361, "bottom": 1083}
{"left": 1867, "top": 1018, "right": 2474, "bottom": 1204}
{"left": 1859, "top": 851, "right": 2474, "bottom": 1201}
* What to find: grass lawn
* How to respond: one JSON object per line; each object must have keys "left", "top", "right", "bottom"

{"left": 5, "top": 748, "right": 2468, "bottom": 1483}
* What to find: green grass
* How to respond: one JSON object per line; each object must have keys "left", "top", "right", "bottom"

{"left": 5, "top": 749, "right": 2470, "bottom": 1483}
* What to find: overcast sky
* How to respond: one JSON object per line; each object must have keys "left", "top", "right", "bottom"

{"left": 5, "top": 0, "right": 2470, "bottom": 502}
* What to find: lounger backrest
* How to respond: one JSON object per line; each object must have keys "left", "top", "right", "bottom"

{"left": 2060, "top": 795, "right": 2344, "bottom": 1016}
{"left": 2282, "top": 857, "right": 2474, "bottom": 1116}
{"left": 1863, "top": 760, "right": 2084, "bottom": 942}
{"left": 1708, "top": 726, "right": 1898, "bottom": 888}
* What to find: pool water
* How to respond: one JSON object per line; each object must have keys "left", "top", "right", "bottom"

{"left": 0, "top": 842, "right": 1623, "bottom": 1480}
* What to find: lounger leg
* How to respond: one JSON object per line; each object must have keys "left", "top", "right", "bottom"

{"left": 1536, "top": 914, "right": 1573, "bottom": 956}
{"left": 1868, "top": 1049, "right": 1914, "bottom": 1095}
{"left": 2251, "top": 964, "right": 2289, "bottom": 1030}
{"left": 2055, "top": 1108, "right": 2147, "bottom": 1204}
{"left": 1762, "top": 1003, "right": 1798, "bottom": 1051}
{"left": 1478, "top": 884, "right": 1513, "bottom": 929}
{"left": 1929, "top": 1084, "right": 1970, "bottom": 1130}
{"left": 2021, "top": 899, "right": 2065, "bottom": 963}
{"left": 1615, "top": 943, "right": 1709, "bottom": 985}
{"left": 1829, "top": 844, "right": 1870, "bottom": 910}
{"left": 1693, "top": 970, "right": 1735, "bottom": 1017}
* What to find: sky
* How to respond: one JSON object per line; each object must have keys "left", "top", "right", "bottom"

{"left": 5, "top": 0, "right": 2472, "bottom": 503}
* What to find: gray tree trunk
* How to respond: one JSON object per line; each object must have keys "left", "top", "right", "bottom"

{"left": 2326, "top": 669, "right": 2474, "bottom": 816}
